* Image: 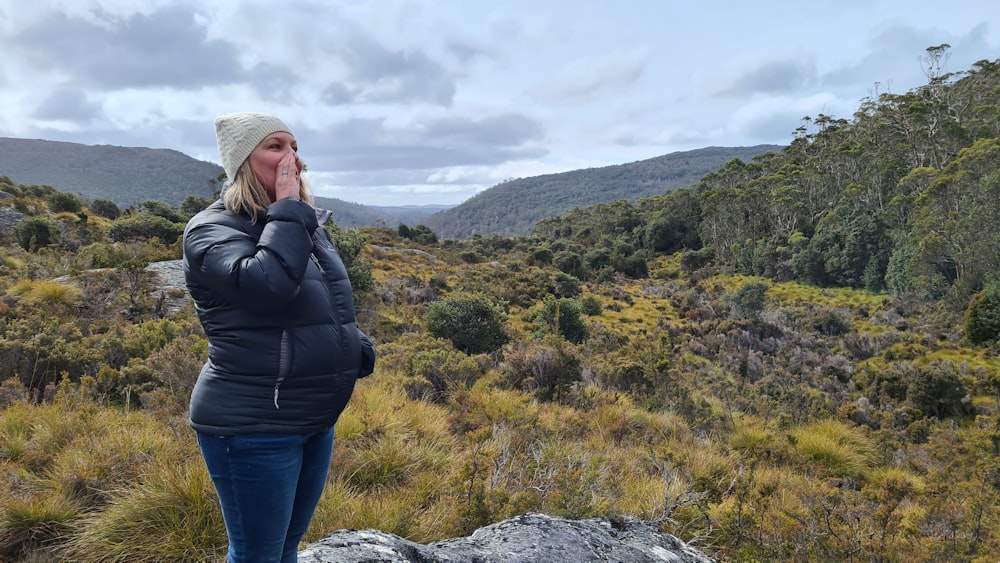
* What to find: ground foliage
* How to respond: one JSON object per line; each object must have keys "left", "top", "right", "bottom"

{"left": 1, "top": 50, "right": 1000, "bottom": 562}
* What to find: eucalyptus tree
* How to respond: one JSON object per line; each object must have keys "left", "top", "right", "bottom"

{"left": 909, "top": 138, "right": 1000, "bottom": 301}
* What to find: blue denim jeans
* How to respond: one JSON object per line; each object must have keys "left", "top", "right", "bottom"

{"left": 197, "top": 428, "right": 335, "bottom": 563}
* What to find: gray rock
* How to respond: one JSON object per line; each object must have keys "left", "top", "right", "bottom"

{"left": 298, "top": 512, "right": 714, "bottom": 563}
{"left": 144, "top": 259, "right": 190, "bottom": 315}
{"left": 0, "top": 205, "right": 26, "bottom": 230}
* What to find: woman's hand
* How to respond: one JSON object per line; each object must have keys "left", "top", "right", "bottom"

{"left": 274, "top": 151, "right": 301, "bottom": 201}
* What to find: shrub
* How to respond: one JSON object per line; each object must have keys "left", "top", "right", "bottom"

{"left": 529, "top": 297, "right": 589, "bottom": 344}
{"left": 965, "top": 282, "right": 1000, "bottom": 344}
{"left": 407, "top": 347, "right": 486, "bottom": 401}
{"left": 500, "top": 340, "right": 582, "bottom": 402}
{"left": 680, "top": 247, "right": 714, "bottom": 272}
{"left": 398, "top": 225, "right": 438, "bottom": 245}
{"left": 580, "top": 295, "right": 602, "bottom": 316}
{"left": 45, "top": 192, "right": 83, "bottom": 213}
{"left": 725, "top": 281, "right": 769, "bottom": 320}
{"left": 14, "top": 216, "right": 59, "bottom": 251}
{"left": 425, "top": 292, "right": 510, "bottom": 355}
{"left": 807, "top": 307, "right": 852, "bottom": 336}
{"left": 905, "top": 363, "right": 971, "bottom": 419}
{"left": 528, "top": 247, "right": 553, "bottom": 266}
{"left": 326, "top": 223, "right": 374, "bottom": 294}
{"left": 107, "top": 213, "right": 184, "bottom": 244}
{"left": 551, "top": 272, "right": 581, "bottom": 299}
{"left": 137, "top": 200, "right": 186, "bottom": 223}
{"left": 89, "top": 199, "right": 121, "bottom": 220}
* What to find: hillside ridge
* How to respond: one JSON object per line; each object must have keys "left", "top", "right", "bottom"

{"left": 0, "top": 136, "right": 777, "bottom": 238}
{"left": 423, "top": 144, "right": 781, "bottom": 238}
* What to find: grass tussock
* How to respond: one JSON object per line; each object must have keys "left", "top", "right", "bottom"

{"left": 58, "top": 461, "right": 225, "bottom": 563}
{"left": 0, "top": 493, "right": 78, "bottom": 561}
{"left": 7, "top": 279, "right": 82, "bottom": 309}
{"left": 792, "top": 419, "right": 875, "bottom": 479}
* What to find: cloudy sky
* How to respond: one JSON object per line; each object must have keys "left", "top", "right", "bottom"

{"left": 1, "top": 1, "right": 998, "bottom": 206}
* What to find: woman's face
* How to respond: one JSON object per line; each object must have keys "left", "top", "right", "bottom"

{"left": 248, "top": 131, "right": 303, "bottom": 199}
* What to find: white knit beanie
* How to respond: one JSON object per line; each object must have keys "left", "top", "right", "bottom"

{"left": 214, "top": 112, "right": 292, "bottom": 180}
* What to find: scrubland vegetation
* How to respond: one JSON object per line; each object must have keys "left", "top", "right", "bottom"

{"left": 2, "top": 50, "right": 1000, "bottom": 562}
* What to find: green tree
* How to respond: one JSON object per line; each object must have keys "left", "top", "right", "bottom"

{"left": 792, "top": 208, "right": 891, "bottom": 288}
{"left": 910, "top": 139, "right": 1000, "bottom": 302}
{"left": 425, "top": 292, "right": 510, "bottom": 355}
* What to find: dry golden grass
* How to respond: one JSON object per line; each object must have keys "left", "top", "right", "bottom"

{"left": 792, "top": 419, "right": 875, "bottom": 479}
{"left": 7, "top": 279, "right": 82, "bottom": 309}
{"left": 59, "top": 461, "right": 225, "bottom": 562}
{"left": 728, "top": 415, "right": 779, "bottom": 460}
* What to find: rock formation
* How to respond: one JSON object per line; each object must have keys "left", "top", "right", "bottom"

{"left": 298, "top": 512, "right": 714, "bottom": 562}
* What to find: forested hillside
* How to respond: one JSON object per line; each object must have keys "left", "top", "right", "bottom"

{"left": 1, "top": 50, "right": 1000, "bottom": 562}
{"left": 0, "top": 138, "right": 436, "bottom": 228}
{"left": 0, "top": 138, "right": 225, "bottom": 208}
{"left": 423, "top": 145, "right": 780, "bottom": 238}
{"left": 0, "top": 137, "right": 768, "bottom": 238}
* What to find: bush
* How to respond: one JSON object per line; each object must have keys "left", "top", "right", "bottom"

{"left": 580, "top": 295, "right": 602, "bottom": 316}
{"left": 905, "top": 363, "right": 971, "bottom": 419}
{"left": 965, "top": 282, "right": 1000, "bottom": 344}
{"left": 425, "top": 292, "right": 510, "bottom": 355}
{"left": 680, "top": 247, "right": 714, "bottom": 272}
{"left": 530, "top": 296, "right": 589, "bottom": 344}
{"left": 406, "top": 347, "right": 486, "bottom": 401}
{"left": 326, "top": 223, "right": 374, "bottom": 294}
{"left": 45, "top": 192, "right": 83, "bottom": 213}
{"left": 499, "top": 339, "right": 582, "bottom": 401}
{"left": 14, "top": 216, "right": 59, "bottom": 251}
{"left": 89, "top": 199, "right": 121, "bottom": 220}
{"left": 726, "top": 281, "right": 769, "bottom": 320}
{"left": 107, "top": 213, "right": 184, "bottom": 244}
{"left": 137, "top": 200, "right": 186, "bottom": 223}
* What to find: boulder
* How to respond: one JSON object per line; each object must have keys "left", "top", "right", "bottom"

{"left": 298, "top": 512, "right": 714, "bottom": 562}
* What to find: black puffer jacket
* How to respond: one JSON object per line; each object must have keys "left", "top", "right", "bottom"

{"left": 183, "top": 197, "right": 375, "bottom": 436}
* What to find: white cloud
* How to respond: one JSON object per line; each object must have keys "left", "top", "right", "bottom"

{"left": 0, "top": 0, "right": 998, "bottom": 205}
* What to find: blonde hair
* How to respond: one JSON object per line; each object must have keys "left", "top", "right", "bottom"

{"left": 223, "top": 161, "right": 314, "bottom": 221}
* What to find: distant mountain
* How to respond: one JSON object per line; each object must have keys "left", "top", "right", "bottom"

{"left": 0, "top": 137, "right": 779, "bottom": 239}
{"left": 0, "top": 137, "right": 447, "bottom": 227}
{"left": 0, "top": 137, "right": 225, "bottom": 207}
{"left": 422, "top": 145, "right": 782, "bottom": 239}
{"left": 314, "top": 197, "right": 451, "bottom": 228}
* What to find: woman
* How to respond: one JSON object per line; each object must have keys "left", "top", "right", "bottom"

{"left": 183, "top": 112, "right": 376, "bottom": 562}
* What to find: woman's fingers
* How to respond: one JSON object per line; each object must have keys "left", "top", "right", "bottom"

{"left": 275, "top": 151, "right": 301, "bottom": 200}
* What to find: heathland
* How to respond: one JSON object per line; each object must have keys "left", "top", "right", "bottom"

{"left": 1, "top": 50, "right": 1000, "bottom": 561}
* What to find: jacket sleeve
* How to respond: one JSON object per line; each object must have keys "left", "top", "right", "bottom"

{"left": 183, "top": 199, "right": 319, "bottom": 313}
{"left": 358, "top": 328, "right": 376, "bottom": 378}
